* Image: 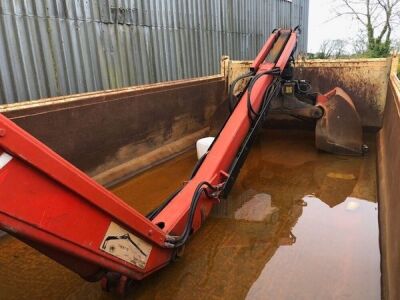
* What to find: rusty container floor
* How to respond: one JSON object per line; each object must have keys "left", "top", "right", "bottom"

{"left": 0, "top": 129, "right": 379, "bottom": 300}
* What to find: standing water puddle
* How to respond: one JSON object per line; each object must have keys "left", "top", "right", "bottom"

{"left": 0, "top": 130, "right": 379, "bottom": 299}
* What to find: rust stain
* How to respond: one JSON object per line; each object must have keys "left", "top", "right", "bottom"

{"left": 295, "top": 66, "right": 385, "bottom": 128}
{"left": 377, "top": 78, "right": 400, "bottom": 299}
{"left": 1, "top": 77, "right": 225, "bottom": 181}
{"left": 224, "top": 58, "right": 391, "bottom": 129}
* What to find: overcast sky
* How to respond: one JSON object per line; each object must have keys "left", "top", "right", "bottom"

{"left": 307, "top": 0, "right": 360, "bottom": 53}
{"left": 307, "top": 0, "right": 400, "bottom": 53}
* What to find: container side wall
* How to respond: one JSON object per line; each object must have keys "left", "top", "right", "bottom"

{"left": 222, "top": 57, "right": 392, "bottom": 128}
{"left": 0, "top": 76, "right": 226, "bottom": 186}
{"left": 378, "top": 73, "right": 400, "bottom": 300}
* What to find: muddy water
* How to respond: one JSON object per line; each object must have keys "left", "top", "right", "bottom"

{"left": 0, "top": 129, "right": 379, "bottom": 300}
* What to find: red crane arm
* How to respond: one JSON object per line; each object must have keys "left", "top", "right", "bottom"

{"left": 0, "top": 29, "right": 298, "bottom": 283}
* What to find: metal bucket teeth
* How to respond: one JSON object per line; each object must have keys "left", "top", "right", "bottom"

{"left": 315, "top": 87, "right": 364, "bottom": 155}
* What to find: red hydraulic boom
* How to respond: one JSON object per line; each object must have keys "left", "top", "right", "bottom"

{"left": 0, "top": 28, "right": 363, "bottom": 293}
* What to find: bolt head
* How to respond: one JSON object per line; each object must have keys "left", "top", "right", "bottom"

{"left": 0, "top": 128, "right": 5, "bottom": 137}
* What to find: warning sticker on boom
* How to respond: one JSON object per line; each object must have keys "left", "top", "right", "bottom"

{"left": 100, "top": 222, "right": 152, "bottom": 269}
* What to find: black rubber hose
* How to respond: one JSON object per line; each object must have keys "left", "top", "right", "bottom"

{"left": 148, "top": 151, "right": 211, "bottom": 221}
{"left": 261, "top": 78, "right": 281, "bottom": 113}
{"left": 189, "top": 153, "right": 207, "bottom": 179}
{"left": 246, "top": 67, "right": 281, "bottom": 121}
{"left": 246, "top": 72, "right": 265, "bottom": 120}
{"left": 295, "top": 80, "right": 312, "bottom": 94}
{"left": 146, "top": 187, "right": 183, "bottom": 220}
{"left": 228, "top": 71, "right": 255, "bottom": 112}
{"left": 167, "top": 181, "right": 217, "bottom": 247}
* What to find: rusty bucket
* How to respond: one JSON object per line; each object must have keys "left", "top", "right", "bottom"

{"left": 315, "top": 87, "right": 364, "bottom": 155}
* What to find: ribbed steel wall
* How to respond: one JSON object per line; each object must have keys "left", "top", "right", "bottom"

{"left": 0, "top": 0, "right": 309, "bottom": 104}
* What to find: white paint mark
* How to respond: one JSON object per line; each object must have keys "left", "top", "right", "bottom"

{"left": 0, "top": 152, "right": 13, "bottom": 169}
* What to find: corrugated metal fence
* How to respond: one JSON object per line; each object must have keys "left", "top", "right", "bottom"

{"left": 0, "top": 0, "right": 309, "bottom": 104}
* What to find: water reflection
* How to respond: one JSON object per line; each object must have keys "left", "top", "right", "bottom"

{"left": 234, "top": 193, "right": 279, "bottom": 222}
{"left": 246, "top": 195, "right": 380, "bottom": 300}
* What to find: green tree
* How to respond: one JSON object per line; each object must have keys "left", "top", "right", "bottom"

{"left": 335, "top": 0, "right": 400, "bottom": 57}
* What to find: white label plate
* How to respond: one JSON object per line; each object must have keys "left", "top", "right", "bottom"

{"left": 0, "top": 152, "right": 13, "bottom": 169}
{"left": 100, "top": 222, "right": 152, "bottom": 269}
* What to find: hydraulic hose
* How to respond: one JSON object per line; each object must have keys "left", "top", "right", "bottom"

{"left": 146, "top": 187, "right": 183, "bottom": 220}
{"left": 246, "top": 67, "right": 281, "bottom": 121}
{"left": 165, "top": 181, "right": 218, "bottom": 248}
{"left": 228, "top": 71, "right": 255, "bottom": 112}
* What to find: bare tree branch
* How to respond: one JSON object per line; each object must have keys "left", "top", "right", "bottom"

{"left": 334, "top": 0, "right": 400, "bottom": 56}
{"left": 341, "top": 0, "right": 368, "bottom": 25}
